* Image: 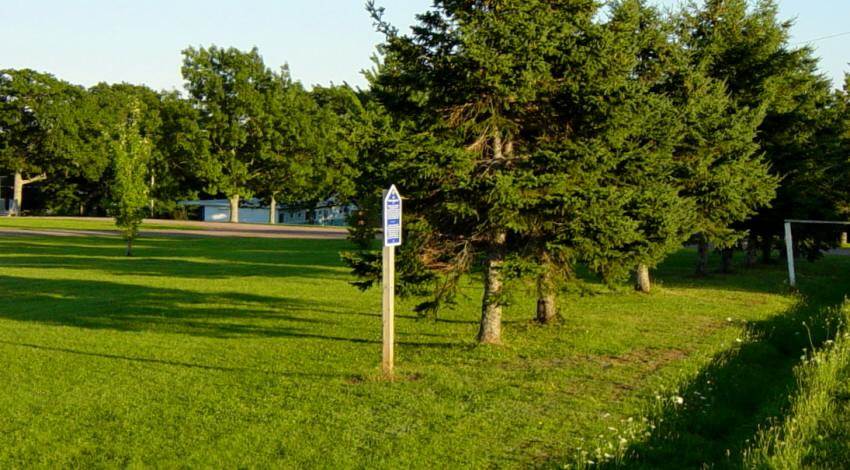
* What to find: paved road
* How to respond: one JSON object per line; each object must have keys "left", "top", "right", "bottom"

{"left": 0, "top": 217, "right": 349, "bottom": 240}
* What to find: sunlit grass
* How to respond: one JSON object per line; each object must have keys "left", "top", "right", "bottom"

{"left": 0, "top": 230, "right": 847, "bottom": 467}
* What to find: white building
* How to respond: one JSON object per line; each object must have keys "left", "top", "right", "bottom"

{"left": 178, "top": 198, "right": 355, "bottom": 226}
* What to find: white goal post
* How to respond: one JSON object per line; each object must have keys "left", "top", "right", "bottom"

{"left": 784, "top": 219, "right": 850, "bottom": 288}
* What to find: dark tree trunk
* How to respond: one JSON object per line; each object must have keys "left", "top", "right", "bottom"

{"left": 745, "top": 235, "right": 758, "bottom": 267}
{"left": 536, "top": 258, "right": 557, "bottom": 324}
{"left": 696, "top": 236, "right": 710, "bottom": 276}
{"left": 125, "top": 238, "right": 133, "bottom": 257}
{"left": 635, "top": 263, "right": 651, "bottom": 293}
{"left": 761, "top": 238, "right": 772, "bottom": 264}
{"left": 720, "top": 248, "right": 734, "bottom": 273}
{"left": 478, "top": 231, "right": 506, "bottom": 344}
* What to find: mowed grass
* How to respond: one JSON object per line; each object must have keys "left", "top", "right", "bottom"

{"left": 0, "top": 216, "right": 346, "bottom": 232}
{"left": 0, "top": 230, "right": 848, "bottom": 467}
{"left": 0, "top": 217, "right": 199, "bottom": 232}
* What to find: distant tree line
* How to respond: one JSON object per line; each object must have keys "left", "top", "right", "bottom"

{"left": 0, "top": 48, "right": 359, "bottom": 223}
{"left": 0, "top": 1, "right": 848, "bottom": 343}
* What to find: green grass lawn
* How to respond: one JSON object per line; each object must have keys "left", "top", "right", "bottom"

{"left": 0, "top": 217, "right": 347, "bottom": 232}
{"left": 0, "top": 230, "right": 848, "bottom": 467}
{"left": 0, "top": 217, "right": 199, "bottom": 232}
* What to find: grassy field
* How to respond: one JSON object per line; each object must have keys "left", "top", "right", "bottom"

{"left": 744, "top": 302, "right": 850, "bottom": 468}
{"left": 0, "top": 217, "right": 346, "bottom": 232}
{"left": 0, "top": 228, "right": 848, "bottom": 467}
{"left": 0, "top": 217, "right": 201, "bottom": 232}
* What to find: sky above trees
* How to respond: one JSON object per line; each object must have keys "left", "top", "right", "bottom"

{"left": 1, "top": 0, "right": 847, "bottom": 91}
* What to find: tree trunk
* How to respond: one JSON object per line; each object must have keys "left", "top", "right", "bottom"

{"left": 9, "top": 170, "right": 46, "bottom": 216}
{"left": 841, "top": 232, "right": 848, "bottom": 245}
{"left": 229, "top": 195, "right": 240, "bottom": 223}
{"left": 10, "top": 171, "right": 23, "bottom": 216}
{"left": 761, "top": 238, "right": 772, "bottom": 264}
{"left": 126, "top": 238, "right": 133, "bottom": 257}
{"left": 269, "top": 195, "right": 277, "bottom": 225}
{"left": 745, "top": 235, "right": 758, "bottom": 267}
{"left": 696, "top": 236, "right": 710, "bottom": 276}
{"left": 720, "top": 248, "right": 734, "bottom": 273}
{"left": 536, "top": 259, "right": 557, "bottom": 324}
{"left": 149, "top": 173, "right": 156, "bottom": 214}
{"left": 478, "top": 231, "right": 506, "bottom": 344}
{"left": 635, "top": 263, "right": 651, "bottom": 293}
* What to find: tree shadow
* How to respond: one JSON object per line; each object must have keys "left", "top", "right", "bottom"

{"left": 0, "top": 340, "right": 345, "bottom": 378}
{"left": 0, "top": 275, "right": 458, "bottom": 349}
{"left": 651, "top": 248, "right": 850, "bottom": 297}
{"left": 0, "top": 238, "right": 350, "bottom": 280}
{"left": 598, "top": 275, "right": 849, "bottom": 469}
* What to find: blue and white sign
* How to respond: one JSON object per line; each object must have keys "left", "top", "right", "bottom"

{"left": 383, "top": 185, "right": 402, "bottom": 247}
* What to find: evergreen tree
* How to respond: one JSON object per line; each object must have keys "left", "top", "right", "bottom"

{"left": 678, "top": 0, "right": 827, "bottom": 267}
{"left": 361, "top": 0, "right": 702, "bottom": 336}
{"left": 367, "top": 0, "right": 590, "bottom": 343}
{"left": 521, "top": 0, "right": 694, "bottom": 314}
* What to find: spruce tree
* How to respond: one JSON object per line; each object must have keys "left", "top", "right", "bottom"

{"left": 678, "top": 0, "right": 841, "bottom": 267}
{"left": 521, "top": 0, "right": 694, "bottom": 312}
{"left": 367, "top": 0, "right": 594, "bottom": 343}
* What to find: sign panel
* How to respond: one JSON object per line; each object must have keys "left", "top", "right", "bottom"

{"left": 383, "top": 185, "right": 402, "bottom": 247}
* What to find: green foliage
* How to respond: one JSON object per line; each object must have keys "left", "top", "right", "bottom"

{"left": 521, "top": 0, "right": 697, "bottom": 285}
{"left": 358, "top": 0, "right": 708, "bottom": 329}
{"left": 677, "top": 0, "right": 835, "bottom": 258}
{"left": 110, "top": 103, "right": 152, "bottom": 254}
{"left": 181, "top": 46, "right": 279, "bottom": 201}
{"left": 0, "top": 69, "right": 104, "bottom": 183}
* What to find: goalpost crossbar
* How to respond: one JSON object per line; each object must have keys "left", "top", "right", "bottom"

{"left": 784, "top": 220, "right": 850, "bottom": 288}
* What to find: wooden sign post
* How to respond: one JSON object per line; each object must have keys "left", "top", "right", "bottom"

{"left": 382, "top": 185, "right": 402, "bottom": 376}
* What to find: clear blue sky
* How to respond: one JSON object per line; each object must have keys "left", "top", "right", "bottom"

{"left": 1, "top": 1, "right": 847, "bottom": 91}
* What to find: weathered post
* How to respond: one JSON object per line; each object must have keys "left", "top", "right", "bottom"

{"left": 381, "top": 185, "right": 402, "bottom": 376}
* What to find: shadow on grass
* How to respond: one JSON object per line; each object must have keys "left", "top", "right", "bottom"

{"left": 0, "top": 340, "right": 344, "bottom": 378}
{"left": 0, "top": 275, "right": 458, "bottom": 349}
{"left": 598, "top": 275, "right": 850, "bottom": 469}
{"left": 0, "top": 238, "right": 349, "bottom": 281}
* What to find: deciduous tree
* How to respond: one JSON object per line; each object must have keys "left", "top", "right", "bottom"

{"left": 181, "top": 46, "right": 279, "bottom": 222}
{"left": 111, "top": 103, "right": 152, "bottom": 256}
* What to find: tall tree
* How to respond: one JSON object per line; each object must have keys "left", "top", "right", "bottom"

{"left": 521, "top": 0, "right": 695, "bottom": 314}
{"left": 110, "top": 103, "right": 152, "bottom": 256}
{"left": 363, "top": 0, "right": 699, "bottom": 337}
{"left": 152, "top": 92, "right": 209, "bottom": 217}
{"left": 0, "top": 69, "right": 101, "bottom": 215}
{"left": 367, "top": 0, "right": 587, "bottom": 343}
{"left": 251, "top": 77, "right": 357, "bottom": 224}
{"left": 678, "top": 0, "right": 825, "bottom": 266}
{"left": 181, "top": 46, "right": 279, "bottom": 223}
